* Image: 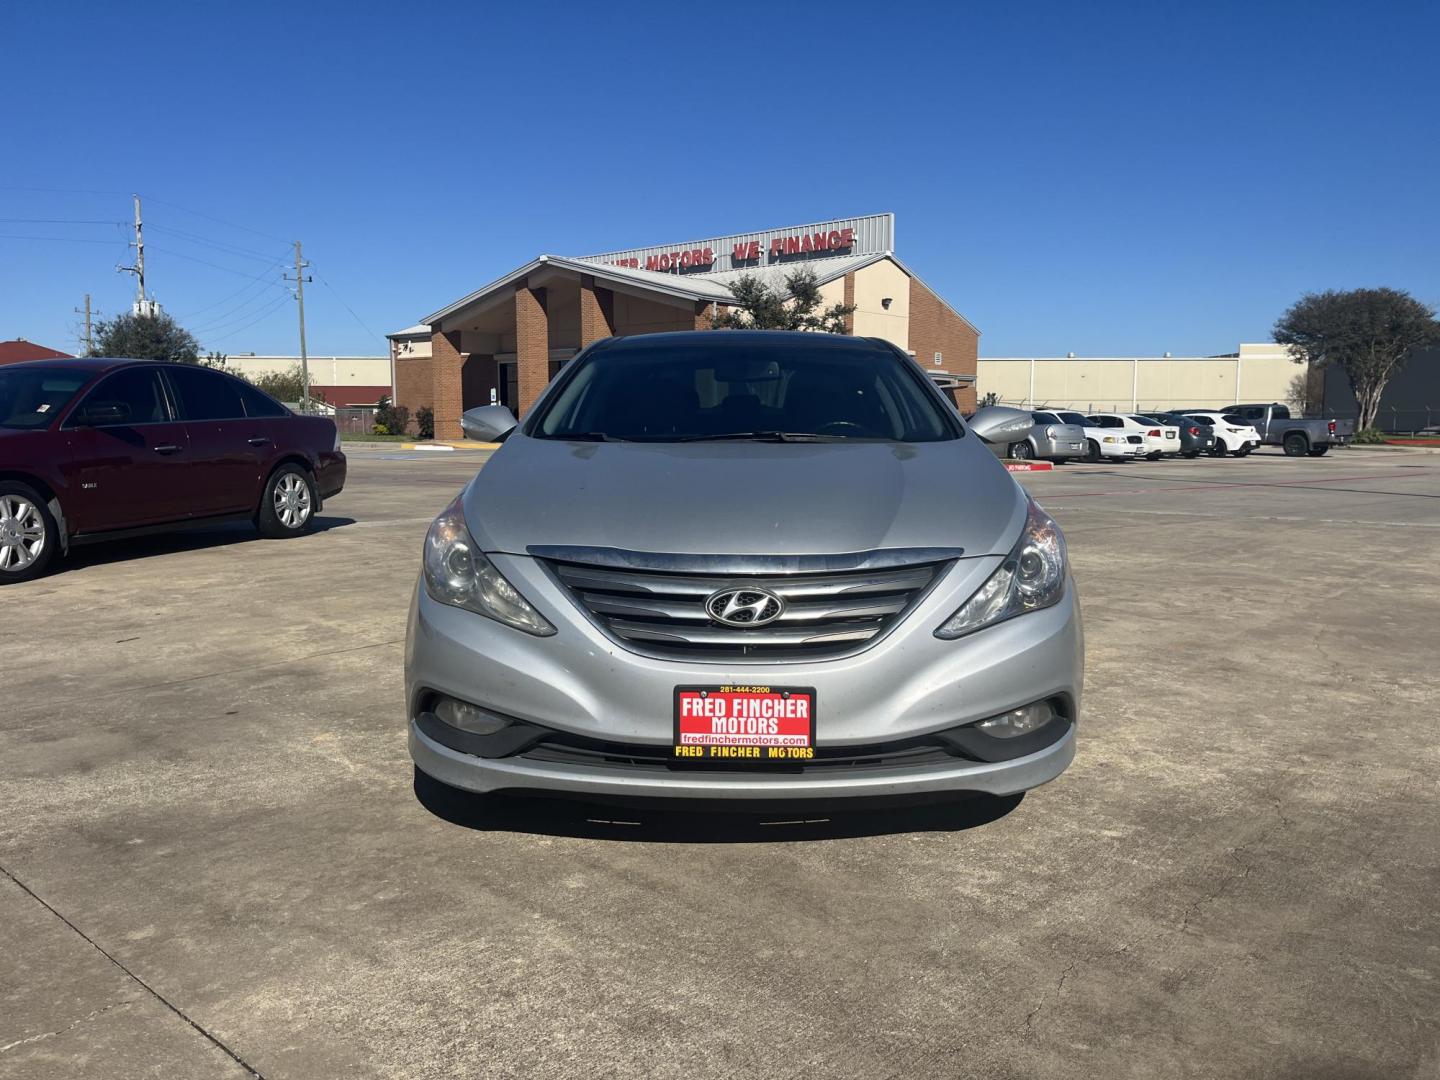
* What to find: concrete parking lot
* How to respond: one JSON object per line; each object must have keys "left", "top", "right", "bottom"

{"left": 2, "top": 446, "right": 1437, "bottom": 1079}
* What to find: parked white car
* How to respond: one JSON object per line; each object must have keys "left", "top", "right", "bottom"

{"left": 1085, "top": 413, "right": 1177, "bottom": 461}
{"left": 1179, "top": 412, "right": 1262, "bottom": 457}
{"left": 1051, "top": 410, "right": 1146, "bottom": 462}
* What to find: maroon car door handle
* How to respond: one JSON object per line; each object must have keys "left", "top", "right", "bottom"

{"left": 247, "top": 436, "right": 271, "bottom": 446}
{"left": 153, "top": 443, "right": 182, "bottom": 455}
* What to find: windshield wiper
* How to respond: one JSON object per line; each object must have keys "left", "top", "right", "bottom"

{"left": 673, "top": 431, "right": 830, "bottom": 443}
{"left": 545, "top": 431, "right": 620, "bottom": 442}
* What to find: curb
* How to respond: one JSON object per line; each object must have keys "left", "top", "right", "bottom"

{"left": 400, "top": 441, "right": 501, "bottom": 452}
{"left": 1343, "top": 444, "right": 1440, "bottom": 456}
{"left": 1004, "top": 461, "right": 1054, "bottom": 472}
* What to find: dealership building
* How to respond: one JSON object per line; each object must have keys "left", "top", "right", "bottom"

{"left": 389, "top": 213, "right": 979, "bottom": 440}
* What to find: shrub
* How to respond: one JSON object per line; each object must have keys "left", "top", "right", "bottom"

{"left": 416, "top": 405, "right": 435, "bottom": 440}
{"left": 1352, "top": 427, "right": 1387, "bottom": 444}
{"left": 373, "top": 395, "right": 411, "bottom": 436}
{"left": 373, "top": 422, "right": 390, "bottom": 436}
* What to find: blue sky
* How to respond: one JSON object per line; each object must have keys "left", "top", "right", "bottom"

{"left": 2, "top": 0, "right": 1436, "bottom": 358}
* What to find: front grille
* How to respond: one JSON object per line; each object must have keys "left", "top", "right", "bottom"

{"left": 544, "top": 558, "right": 948, "bottom": 661}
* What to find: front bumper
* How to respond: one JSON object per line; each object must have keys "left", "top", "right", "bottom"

{"left": 405, "top": 556, "right": 1084, "bottom": 802}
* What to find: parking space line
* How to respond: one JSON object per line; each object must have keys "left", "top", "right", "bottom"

{"left": 1038, "top": 468, "right": 1436, "bottom": 499}
{"left": 1042, "top": 505, "right": 1440, "bottom": 528}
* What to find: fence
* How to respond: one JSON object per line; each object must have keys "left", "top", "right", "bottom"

{"left": 334, "top": 406, "right": 377, "bottom": 434}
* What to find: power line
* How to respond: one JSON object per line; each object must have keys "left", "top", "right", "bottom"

{"left": 0, "top": 217, "right": 125, "bottom": 225}
{"left": 142, "top": 195, "right": 290, "bottom": 245}
{"left": 189, "top": 281, "right": 291, "bottom": 334}
{"left": 147, "top": 244, "right": 293, "bottom": 281}
{"left": 0, "top": 233, "right": 127, "bottom": 245}
{"left": 312, "top": 268, "right": 378, "bottom": 340}
{"left": 199, "top": 293, "right": 292, "bottom": 343}
{"left": 145, "top": 222, "right": 289, "bottom": 263}
{"left": 176, "top": 263, "right": 287, "bottom": 321}
{"left": 0, "top": 184, "right": 127, "bottom": 196}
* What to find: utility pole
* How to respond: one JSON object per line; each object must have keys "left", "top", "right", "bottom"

{"left": 284, "top": 241, "right": 313, "bottom": 409}
{"left": 73, "top": 294, "right": 99, "bottom": 355}
{"left": 117, "top": 194, "right": 154, "bottom": 315}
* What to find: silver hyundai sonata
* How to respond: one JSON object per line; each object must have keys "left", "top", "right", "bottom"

{"left": 406, "top": 331, "right": 1082, "bottom": 804}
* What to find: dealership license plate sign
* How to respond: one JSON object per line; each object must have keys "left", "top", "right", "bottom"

{"left": 674, "top": 686, "right": 816, "bottom": 761}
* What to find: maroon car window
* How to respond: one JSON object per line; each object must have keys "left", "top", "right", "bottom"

{"left": 74, "top": 368, "right": 169, "bottom": 426}
{"left": 167, "top": 366, "right": 245, "bottom": 421}
{"left": 236, "top": 382, "right": 291, "bottom": 418}
{"left": 0, "top": 368, "right": 88, "bottom": 429}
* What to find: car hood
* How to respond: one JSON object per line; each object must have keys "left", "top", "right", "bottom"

{"left": 462, "top": 433, "right": 1028, "bottom": 560}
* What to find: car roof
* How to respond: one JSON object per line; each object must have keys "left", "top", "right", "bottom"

{"left": 0, "top": 356, "right": 153, "bottom": 374}
{"left": 596, "top": 329, "right": 896, "bottom": 354}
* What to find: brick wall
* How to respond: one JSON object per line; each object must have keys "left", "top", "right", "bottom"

{"left": 394, "top": 356, "right": 432, "bottom": 419}
{"left": 579, "top": 276, "right": 615, "bottom": 343}
{"left": 516, "top": 282, "right": 549, "bottom": 416}
{"left": 843, "top": 273, "right": 856, "bottom": 333}
{"left": 908, "top": 278, "right": 979, "bottom": 412}
{"left": 430, "top": 330, "right": 464, "bottom": 440}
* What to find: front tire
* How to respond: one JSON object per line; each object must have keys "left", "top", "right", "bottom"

{"left": 256, "top": 464, "right": 318, "bottom": 539}
{"left": 1308, "top": 445, "right": 1330, "bottom": 457}
{"left": 1008, "top": 441, "right": 1034, "bottom": 461}
{"left": 1084, "top": 439, "right": 1102, "bottom": 463}
{"left": 0, "top": 482, "right": 60, "bottom": 585}
{"left": 1182, "top": 450, "right": 1200, "bottom": 459}
{"left": 1146, "top": 450, "right": 1162, "bottom": 461}
{"left": 1209, "top": 439, "right": 1228, "bottom": 458}
{"left": 1283, "top": 432, "right": 1309, "bottom": 457}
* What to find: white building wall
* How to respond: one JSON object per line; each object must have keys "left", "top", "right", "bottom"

{"left": 978, "top": 345, "right": 1301, "bottom": 412}
{"left": 226, "top": 355, "right": 391, "bottom": 387}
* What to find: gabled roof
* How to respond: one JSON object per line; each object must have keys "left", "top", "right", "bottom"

{"left": 0, "top": 339, "right": 73, "bottom": 365}
{"left": 424, "top": 255, "right": 735, "bottom": 325}
{"left": 419, "top": 250, "right": 979, "bottom": 336}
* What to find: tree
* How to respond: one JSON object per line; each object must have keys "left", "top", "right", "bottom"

{"left": 242, "top": 363, "right": 325, "bottom": 405}
{"left": 89, "top": 310, "right": 199, "bottom": 364}
{"left": 1273, "top": 288, "right": 1439, "bottom": 431}
{"left": 710, "top": 266, "right": 855, "bottom": 334}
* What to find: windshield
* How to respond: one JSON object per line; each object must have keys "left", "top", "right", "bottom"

{"left": 530, "top": 339, "right": 959, "bottom": 442}
{"left": 0, "top": 367, "right": 88, "bottom": 430}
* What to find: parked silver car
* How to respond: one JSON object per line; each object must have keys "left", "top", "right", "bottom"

{"left": 408, "top": 332, "right": 1082, "bottom": 805}
{"left": 1011, "top": 412, "right": 1087, "bottom": 462}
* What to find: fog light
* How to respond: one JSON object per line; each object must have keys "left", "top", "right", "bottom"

{"left": 973, "top": 700, "right": 1055, "bottom": 739}
{"left": 433, "top": 696, "right": 512, "bottom": 736}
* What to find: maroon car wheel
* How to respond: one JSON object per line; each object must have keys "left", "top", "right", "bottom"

{"left": 0, "top": 482, "right": 59, "bottom": 584}
{"left": 256, "top": 465, "right": 317, "bottom": 539}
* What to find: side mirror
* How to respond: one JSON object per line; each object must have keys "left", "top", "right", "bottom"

{"left": 78, "top": 402, "right": 129, "bottom": 427}
{"left": 967, "top": 406, "right": 1034, "bottom": 444}
{"left": 460, "top": 404, "right": 517, "bottom": 442}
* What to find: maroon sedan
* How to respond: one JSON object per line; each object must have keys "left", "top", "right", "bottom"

{"left": 0, "top": 357, "right": 346, "bottom": 584}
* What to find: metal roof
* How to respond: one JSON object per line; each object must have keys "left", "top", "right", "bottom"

{"left": 423, "top": 255, "right": 735, "bottom": 325}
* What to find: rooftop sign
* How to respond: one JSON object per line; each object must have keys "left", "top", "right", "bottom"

{"left": 575, "top": 213, "right": 894, "bottom": 277}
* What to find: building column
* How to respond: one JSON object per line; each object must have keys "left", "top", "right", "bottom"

{"left": 694, "top": 300, "right": 714, "bottom": 330}
{"left": 516, "top": 281, "right": 549, "bottom": 416}
{"left": 579, "top": 275, "right": 614, "bottom": 345}
{"left": 843, "top": 273, "right": 856, "bottom": 334}
{"left": 431, "top": 327, "right": 464, "bottom": 440}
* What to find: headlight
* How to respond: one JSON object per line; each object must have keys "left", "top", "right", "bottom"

{"left": 935, "top": 498, "right": 1067, "bottom": 639}
{"left": 1045, "top": 426, "right": 1056, "bottom": 438}
{"left": 422, "top": 496, "right": 555, "bottom": 635}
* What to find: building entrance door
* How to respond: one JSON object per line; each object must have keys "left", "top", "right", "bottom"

{"left": 498, "top": 362, "right": 517, "bottom": 411}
